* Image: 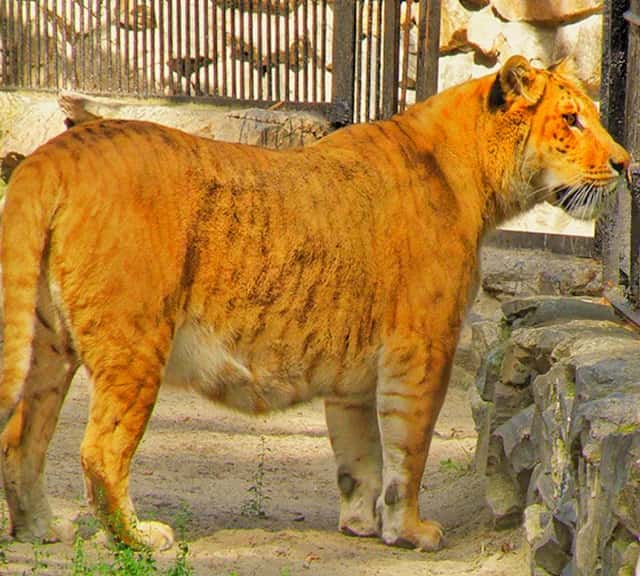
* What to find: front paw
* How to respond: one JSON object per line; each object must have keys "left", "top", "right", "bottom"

{"left": 136, "top": 521, "right": 175, "bottom": 551}
{"left": 382, "top": 519, "right": 444, "bottom": 551}
{"left": 12, "top": 516, "right": 76, "bottom": 545}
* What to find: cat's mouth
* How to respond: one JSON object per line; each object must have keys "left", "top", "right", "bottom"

{"left": 552, "top": 181, "right": 618, "bottom": 220}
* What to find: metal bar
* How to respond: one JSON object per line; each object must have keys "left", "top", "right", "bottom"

{"left": 167, "top": 0, "right": 174, "bottom": 93}
{"left": 115, "top": 0, "right": 122, "bottom": 91}
{"left": 265, "top": 0, "right": 272, "bottom": 100}
{"left": 627, "top": 0, "right": 640, "bottom": 304}
{"left": 177, "top": 0, "right": 184, "bottom": 95}
{"left": 80, "top": 0, "right": 86, "bottom": 89}
{"left": 53, "top": 0, "right": 60, "bottom": 89}
{"left": 132, "top": 0, "right": 139, "bottom": 94}
{"left": 415, "top": 0, "right": 440, "bottom": 101}
{"left": 203, "top": 0, "right": 210, "bottom": 95}
{"left": 16, "top": 0, "right": 23, "bottom": 86}
{"left": 214, "top": 0, "right": 220, "bottom": 96}
{"left": 249, "top": 0, "right": 256, "bottom": 99}
{"left": 312, "top": 0, "right": 317, "bottom": 102}
{"left": 106, "top": 0, "right": 113, "bottom": 92}
{"left": 35, "top": 0, "right": 41, "bottom": 88}
{"left": 185, "top": 0, "right": 191, "bottom": 96}
{"left": 293, "top": 0, "right": 299, "bottom": 101}
{"left": 8, "top": 0, "right": 13, "bottom": 85}
{"left": 320, "top": 0, "right": 326, "bottom": 101}
{"left": 41, "top": 0, "right": 47, "bottom": 88}
{"left": 598, "top": 0, "right": 630, "bottom": 285}
{"left": 142, "top": 0, "right": 149, "bottom": 95}
{"left": 71, "top": 0, "right": 77, "bottom": 87}
{"left": 256, "top": 0, "right": 263, "bottom": 100}
{"left": 364, "top": 0, "right": 374, "bottom": 120}
{"left": 353, "top": 1, "right": 362, "bottom": 121}
{"left": 141, "top": 0, "right": 148, "bottom": 95}
{"left": 399, "top": 0, "right": 412, "bottom": 112}
{"left": 382, "top": 0, "right": 401, "bottom": 119}
{"left": 222, "top": 0, "right": 228, "bottom": 96}
{"left": 25, "top": 0, "right": 31, "bottom": 88}
{"left": 302, "top": 0, "right": 308, "bottom": 101}
{"left": 231, "top": 2, "right": 237, "bottom": 98}
{"left": 95, "top": 0, "right": 101, "bottom": 92}
{"left": 0, "top": 0, "right": 6, "bottom": 87}
{"left": 195, "top": 0, "right": 201, "bottom": 96}
{"left": 63, "top": 0, "right": 70, "bottom": 88}
{"left": 159, "top": 0, "right": 166, "bottom": 94}
{"left": 239, "top": 0, "right": 246, "bottom": 99}
{"left": 274, "top": 0, "right": 281, "bottom": 100}
{"left": 284, "top": 0, "right": 290, "bottom": 100}
{"left": 330, "top": 0, "right": 356, "bottom": 123}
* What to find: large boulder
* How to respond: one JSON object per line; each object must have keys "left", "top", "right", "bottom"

{"left": 490, "top": 0, "right": 604, "bottom": 24}
{"left": 472, "top": 296, "right": 640, "bottom": 575}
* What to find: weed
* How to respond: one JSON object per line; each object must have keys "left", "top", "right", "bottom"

{"left": 439, "top": 457, "right": 471, "bottom": 475}
{"left": 166, "top": 502, "right": 194, "bottom": 576}
{"left": 0, "top": 501, "right": 9, "bottom": 567}
{"left": 241, "top": 435, "right": 270, "bottom": 518}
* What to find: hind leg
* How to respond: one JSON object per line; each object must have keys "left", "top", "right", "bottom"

{"left": 79, "top": 324, "right": 174, "bottom": 550}
{"left": 1, "top": 305, "right": 78, "bottom": 542}
{"left": 325, "top": 397, "right": 382, "bottom": 537}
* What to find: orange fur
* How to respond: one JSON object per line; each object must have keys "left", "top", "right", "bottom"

{"left": 0, "top": 56, "right": 629, "bottom": 551}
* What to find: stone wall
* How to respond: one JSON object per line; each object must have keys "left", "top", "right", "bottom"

{"left": 0, "top": 91, "right": 331, "bottom": 160}
{"left": 471, "top": 294, "right": 640, "bottom": 575}
{"left": 435, "top": 0, "right": 603, "bottom": 97}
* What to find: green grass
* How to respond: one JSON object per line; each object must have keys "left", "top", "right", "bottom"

{"left": 0, "top": 503, "right": 195, "bottom": 576}
{"left": 439, "top": 457, "right": 471, "bottom": 476}
{"left": 68, "top": 535, "right": 195, "bottom": 576}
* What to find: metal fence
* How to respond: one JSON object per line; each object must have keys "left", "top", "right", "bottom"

{"left": 0, "top": 0, "right": 440, "bottom": 124}
{"left": 600, "top": 0, "right": 640, "bottom": 323}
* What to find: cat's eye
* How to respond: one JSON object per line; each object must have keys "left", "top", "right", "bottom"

{"left": 564, "top": 113, "right": 579, "bottom": 128}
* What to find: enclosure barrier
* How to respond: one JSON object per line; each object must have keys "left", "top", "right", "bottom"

{"left": 0, "top": 0, "right": 440, "bottom": 124}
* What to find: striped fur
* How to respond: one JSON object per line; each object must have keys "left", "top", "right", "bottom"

{"left": 0, "top": 56, "right": 629, "bottom": 551}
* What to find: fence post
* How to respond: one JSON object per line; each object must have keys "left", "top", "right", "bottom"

{"left": 624, "top": 1, "right": 640, "bottom": 304}
{"left": 381, "top": 0, "right": 400, "bottom": 118}
{"left": 330, "top": 0, "right": 357, "bottom": 125}
{"left": 598, "top": 0, "right": 630, "bottom": 286}
{"left": 415, "top": 0, "right": 440, "bottom": 101}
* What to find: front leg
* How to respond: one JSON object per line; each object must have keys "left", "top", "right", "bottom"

{"left": 376, "top": 337, "right": 454, "bottom": 551}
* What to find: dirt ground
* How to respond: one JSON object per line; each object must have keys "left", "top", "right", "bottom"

{"left": 0, "top": 343, "right": 530, "bottom": 576}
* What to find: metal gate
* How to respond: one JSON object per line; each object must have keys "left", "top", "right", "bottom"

{"left": 0, "top": 0, "right": 440, "bottom": 124}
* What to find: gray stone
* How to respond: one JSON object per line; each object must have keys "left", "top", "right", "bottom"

{"left": 471, "top": 320, "right": 502, "bottom": 373}
{"left": 472, "top": 293, "right": 640, "bottom": 576}
{"left": 219, "top": 108, "right": 331, "bottom": 149}
{"left": 501, "top": 296, "right": 618, "bottom": 328}
{"left": 486, "top": 470, "right": 524, "bottom": 528}
{"left": 481, "top": 248, "right": 602, "bottom": 301}
{"left": 601, "top": 531, "right": 640, "bottom": 576}
{"left": 525, "top": 503, "right": 572, "bottom": 575}
{"left": 469, "top": 382, "right": 494, "bottom": 475}
{"left": 494, "top": 405, "right": 536, "bottom": 475}
{"left": 474, "top": 343, "right": 505, "bottom": 402}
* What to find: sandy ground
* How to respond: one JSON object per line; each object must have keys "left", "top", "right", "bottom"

{"left": 0, "top": 350, "right": 530, "bottom": 576}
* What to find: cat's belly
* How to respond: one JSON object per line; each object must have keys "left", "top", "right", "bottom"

{"left": 162, "top": 320, "right": 377, "bottom": 413}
